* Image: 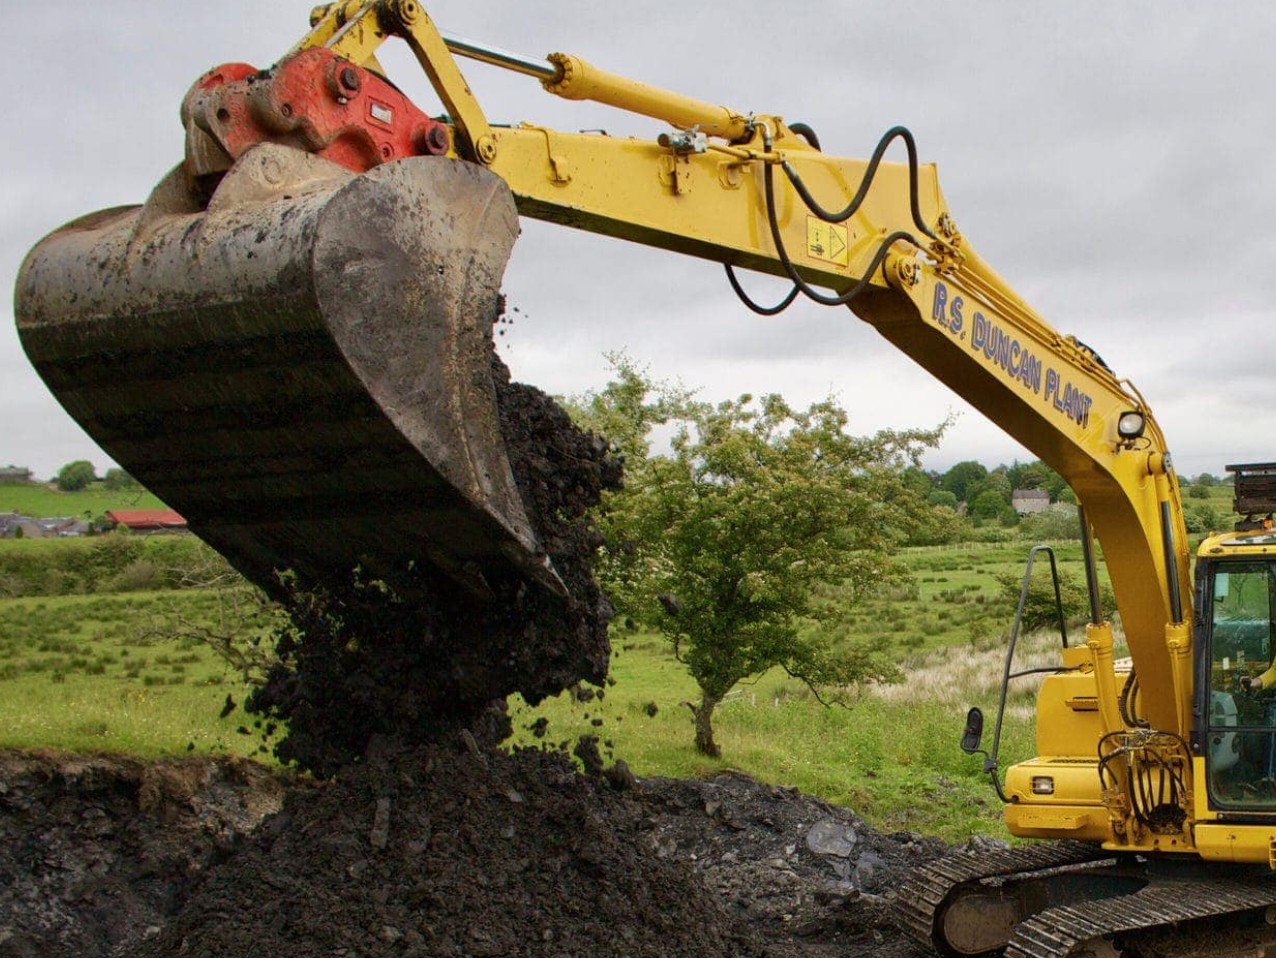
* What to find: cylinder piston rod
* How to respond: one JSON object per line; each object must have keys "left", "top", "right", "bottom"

{"left": 440, "top": 32, "right": 750, "bottom": 141}
{"left": 442, "top": 32, "right": 557, "bottom": 80}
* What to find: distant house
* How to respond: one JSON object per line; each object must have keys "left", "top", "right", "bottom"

{"left": 0, "top": 466, "right": 33, "bottom": 484}
{"left": 1011, "top": 488, "right": 1051, "bottom": 515}
{"left": 0, "top": 512, "right": 93, "bottom": 538}
{"left": 35, "top": 516, "right": 91, "bottom": 537}
{"left": 105, "top": 509, "right": 188, "bottom": 534}
{"left": 0, "top": 512, "right": 43, "bottom": 538}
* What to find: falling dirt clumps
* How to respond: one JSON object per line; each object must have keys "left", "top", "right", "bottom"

{"left": 245, "top": 353, "right": 621, "bottom": 777}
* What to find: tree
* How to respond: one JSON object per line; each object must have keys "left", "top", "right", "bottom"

{"left": 1184, "top": 503, "right": 1222, "bottom": 535}
{"left": 573, "top": 360, "right": 940, "bottom": 756}
{"left": 56, "top": 460, "right": 96, "bottom": 492}
{"left": 899, "top": 465, "right": 939, "bottom": 498}
{"left": 993, "top": 567, "right": 1115, "bottom": 633}
{"left": 103, "top": 467, "right": 138, "bottom": 491}
{"left": 928, "top": 489, "right": 959, "bottom": 510}
{"left": 1007, "top": 460, "right": 1048, "bottom": 491}
{"left": 970, "top": 488, "right": 1016, "bottom": 525}
{"left": 940, "top": 460, "right": 988, "bottom": 504}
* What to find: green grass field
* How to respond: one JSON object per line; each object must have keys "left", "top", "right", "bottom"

{"left": 0, "top": 590, "right": 266, "bottom": 758}
{"left": 0, "top": 538, "right": 1082, "bottom": 841}
{"left": 0, "top": 481, "right": 166, "bottom": 519}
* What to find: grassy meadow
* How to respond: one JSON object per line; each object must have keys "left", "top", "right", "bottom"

{"left": 0, "top": 528, "right": 1106, "bottom": 841}
{"left": 0, "top": 480, "right": 167, "bottom": 520}
{"left": 0, "top": 589, "right": 268, "bottom": 758}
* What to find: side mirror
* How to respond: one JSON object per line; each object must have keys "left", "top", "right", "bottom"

{"left": 960, "top": 707, "right": 985, "bottom": 754}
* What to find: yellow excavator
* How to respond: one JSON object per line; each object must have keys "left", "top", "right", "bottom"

{"left": 15, "top": 3, "right": 1276, "bottom": 954}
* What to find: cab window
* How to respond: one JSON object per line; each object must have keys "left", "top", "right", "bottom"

{"left": 1206, "top": 562, "right": 1276, "bottom": 808}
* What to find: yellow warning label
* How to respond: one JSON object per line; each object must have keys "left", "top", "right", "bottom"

{"left": 805, "top": 217, "right": 849, "bottom": 267}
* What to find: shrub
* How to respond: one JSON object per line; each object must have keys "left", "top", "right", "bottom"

{"left": 108, "top": 560, "right": 158, "bottom": 593}
{"left": 992, "top": 568, "right": 1115, "bottom": 633}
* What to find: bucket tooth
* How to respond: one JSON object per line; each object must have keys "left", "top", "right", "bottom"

{"left": 16, "top": 144, "right": 563, "bottom": 597}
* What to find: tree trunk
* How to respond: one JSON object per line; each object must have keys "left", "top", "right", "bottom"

{"left": 690, "top": 689, "right": 722, "bottom": 758}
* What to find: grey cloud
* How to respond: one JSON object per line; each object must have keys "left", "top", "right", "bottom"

{"left": 6, "top": 1, "right": 1276, "bottom": 480}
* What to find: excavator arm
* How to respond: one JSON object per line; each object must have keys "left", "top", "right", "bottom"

{"left": 16, "top": 0, "right": 1195, "bottom": 717}
{"left": 301, "top": 0, "right": 1196, "bottom": 735}
{"left": 17, "top": 0, "right": 1193, "bottom": 724}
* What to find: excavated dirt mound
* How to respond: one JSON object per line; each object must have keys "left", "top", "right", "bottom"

{"left": 0, "top": 750, "right": 287, "bottom": 957}
{"left": 245, "top": 356, "right": 622, "bottom": 777}
{"left": 0, "top": 747, "right": 959, "bottom": 958}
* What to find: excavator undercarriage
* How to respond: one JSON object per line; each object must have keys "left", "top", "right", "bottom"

{"left": 897, "top": 841, "right": 1276, "bottom": 958}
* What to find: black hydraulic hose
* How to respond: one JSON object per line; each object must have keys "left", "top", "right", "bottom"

{"left": 724, "top": 124, "right": 936, "bottom": 315}
{"left": 1118, "top": 670, "right": 1148, "bottom": 729}
{"left": 780, "top": 125, "right": 939, "bottom": 242}
{"left": 788, "top": 121, "right": 822, "bottom": 152}
{"left": 723, "top": 264, "right": 801, "bottom": 315}
{"left": 763, "top": 157, "right": 917, "bottom": 307}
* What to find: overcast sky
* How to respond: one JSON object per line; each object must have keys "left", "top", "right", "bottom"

{"left": 6, "top": 2, "right": 1276, "bottom": 481}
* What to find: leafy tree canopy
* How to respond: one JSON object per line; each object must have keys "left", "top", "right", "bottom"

{"left": 569, "top": 356, "right": 942, "bottom": 756}
{"left": 102, "top": 467, "right": 139, "bottom": 491}
{"left": 940, "top": 460, "right": 988, "bottom": 503}
{"left": 970, "top": 487, "right": 1016, "bottom": 524}
{"left": 55, "top": 460, "right": 96, "bottom": 492}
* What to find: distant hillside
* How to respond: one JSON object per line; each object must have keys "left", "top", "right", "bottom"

{"left": 0, "top": 482, "right": 167, "bottom": 520}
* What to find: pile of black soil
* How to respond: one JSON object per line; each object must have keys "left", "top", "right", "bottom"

{"left": 245, "top": 355, "right": 621, "bottom": 777}
{"left": 0, "top": 751, "right": 285, "bottom": 958}
{"left": 0, "top": 747, "right": 967, "bottom": 958}
{"left": 0, "top": 341, "right": 969, "bottom": 958}
{"left": 126, "top": 743, "right": 781, "bottom": 958}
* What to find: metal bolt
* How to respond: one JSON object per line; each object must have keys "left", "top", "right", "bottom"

{"left": 476, "top": 135, "right": 497, "bottom": 164}
{"left": 393, "top": 0, "right": 420, "bottom": 23}
{"left": 424, "top": 125, "right": 450, "bottom": 155}
{"left": 339, "top": 67, "right": 361, "bottom": 92}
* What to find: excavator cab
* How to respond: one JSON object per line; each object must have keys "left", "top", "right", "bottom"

{"left": 1198, "top": 465, "right": 1276, "bottom": 811}
{"left": 1200, "top": 552, "right": 1276, "bottom": 809}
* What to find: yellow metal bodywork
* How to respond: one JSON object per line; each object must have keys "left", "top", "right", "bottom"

{"left": 289, "top": 1, "right": 1276, "bottom": 863}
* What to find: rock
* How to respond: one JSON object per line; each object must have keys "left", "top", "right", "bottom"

{"left": 369, "top": 797, "right": 392, "bottom": 850}
{"left": 806, "top": 818, "right": 858, "bottom": 858}
{"left": 814, "top": 880, "right": 860, "bottom": 907}
{"left": 960, "top": 834, "right": 1011, "bottom": 854}
{"left": 853, "top": 850, "right": 886, "bottom": 891}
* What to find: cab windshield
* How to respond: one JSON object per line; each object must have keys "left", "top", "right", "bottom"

{"left": 1206, "top": 561, "right": 1276, "bottom": 808}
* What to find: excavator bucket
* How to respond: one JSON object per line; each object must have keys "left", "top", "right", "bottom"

{"left": 15, "top": 143, "right": 562, "bottom": 598}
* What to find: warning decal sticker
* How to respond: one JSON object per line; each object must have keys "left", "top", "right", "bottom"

{"left": 805, "top": 217, "right": 849, "bottom": 267}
